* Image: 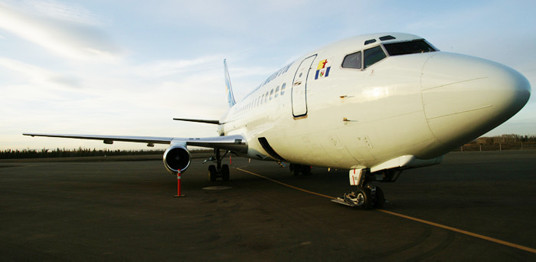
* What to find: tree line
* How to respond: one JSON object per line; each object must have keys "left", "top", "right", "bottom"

{"left": 0, "top": 148, "right": 165, "bottom": 159}
{"left": 473, "top": 134, "right": 536, "bottom": 144}
{"left": 460, "top": 134, "right": 536, "bottom": 151}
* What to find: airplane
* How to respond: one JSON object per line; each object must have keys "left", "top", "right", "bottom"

{"left": 24, "top": 32, "right": 531, "bottom": 209}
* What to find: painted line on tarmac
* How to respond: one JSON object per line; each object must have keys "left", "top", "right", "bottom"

{"left": 376, "top": 209, "right": 536, "bottom": 254}
{"left": 235, "top": 167, "right": 536, "bottom": 254}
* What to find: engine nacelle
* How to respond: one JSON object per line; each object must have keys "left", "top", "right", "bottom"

{"left": 163, "top": 145, "right": 191, "bottom": 174}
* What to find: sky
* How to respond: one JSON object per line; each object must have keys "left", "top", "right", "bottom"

{"left": 1, "top": 0, "right": 535, "bottom": 150}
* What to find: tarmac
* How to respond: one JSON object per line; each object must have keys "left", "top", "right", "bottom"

{"left": 1, "top": 151, "right": 535, "bottom": 261}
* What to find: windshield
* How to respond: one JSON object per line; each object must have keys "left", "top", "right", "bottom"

{"left": 364, "top": 46, "right": 386, "bottom": 68}
{"left": 383, "top": 39, "right": 437, "bottom": 56}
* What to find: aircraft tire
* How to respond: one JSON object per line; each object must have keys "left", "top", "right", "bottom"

{"left": 302, "top": 165, "right": 311, "bottom": 176}
{"left": 221, "top": 164, "right": 230, "bottom": 181}
{"left": 374, "top": 186, "right": 385, "bottom": 209}
{"left": 356, "top": 187, "right": 372, "bottom": 209}
{"left": 208, "top": 165, "right": 217, "bottom": 182}
{"left": 292, "top": 164, "right": 300, "bottom": 176}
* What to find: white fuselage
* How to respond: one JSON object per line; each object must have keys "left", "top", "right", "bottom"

{"left": 220, "top": 33, "right": 530, "bottom": 171}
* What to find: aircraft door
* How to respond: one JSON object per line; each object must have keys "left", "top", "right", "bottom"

{"left": 292, "top": 54, "right": 317, "bottom": 118}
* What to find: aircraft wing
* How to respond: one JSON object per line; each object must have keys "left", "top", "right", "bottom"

{"left": 173, "top": 118, "right": 220, "bottom": 124}
{"left": 23, "top": 133, "right": 247, "bottom": 152}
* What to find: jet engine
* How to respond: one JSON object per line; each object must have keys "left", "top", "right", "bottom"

{"left": 163, "top": 144, "right": 191, "bottom": 173}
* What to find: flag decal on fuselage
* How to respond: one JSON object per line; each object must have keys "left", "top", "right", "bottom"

{"left": 315, "top": 59, "right": 331, "bottom": 80}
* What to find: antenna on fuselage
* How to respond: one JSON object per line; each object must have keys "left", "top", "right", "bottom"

{"left": 224, "top": 59, "right": 236, "bottom": 108}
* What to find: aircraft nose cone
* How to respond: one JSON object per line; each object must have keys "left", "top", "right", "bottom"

{"left": 421, "top": 53, "right": 531, "bottom": 146}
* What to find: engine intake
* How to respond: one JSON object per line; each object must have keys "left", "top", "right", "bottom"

{"left": 163, "top": 145, "right": 191, "bottom": 173}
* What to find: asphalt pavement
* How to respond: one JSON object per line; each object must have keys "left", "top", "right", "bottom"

{"left": 1, "top": 151, "right": 535, "bottom": 261}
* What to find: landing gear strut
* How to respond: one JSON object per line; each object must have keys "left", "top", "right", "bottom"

{"left": 207, "top": 149, "right": 230, "bottom": 182}
{"left": 332, "top": 168, "right": 385, "bottom": 209}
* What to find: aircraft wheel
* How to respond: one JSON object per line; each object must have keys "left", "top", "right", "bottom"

{"left": 374, "top": 186, "right": 385, "bottom": 208}
{"left": 208, "top": 165, "right": 217, "bottom": 182}
{"left": 221, "top": 164, "right": 230, "bottom": 181}
{"left": 290, "top": 164, "right": 298, "bottom": 176}
{"left": 356, "top": 187, "right": 372, "bottom": 209}
{"left": 302, "top": 165, "right": 311, "bottom": 176}
{"left": 291, "top": 164, "right": 300, "bottom": 176}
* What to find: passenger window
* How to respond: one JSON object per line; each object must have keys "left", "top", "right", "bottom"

{"left": 265, "top": 92, "right": 269, "bottom": 103}
{"left": 261, "top": 94, "right": 265, "bottom": 104}
{"left": 281, "top": 83, "right": 286, "bottom": 95}
{"left": 342, "top": 51, "right": 362, "bottom": 69}
{"left": 269, "top": 89, "right": 274, "bottom": 100}
{"left": 275, "top": 86, "right": 279, "bottom": 98}
{"left": 364, "top": 46, "right": 386, "bottom": 68}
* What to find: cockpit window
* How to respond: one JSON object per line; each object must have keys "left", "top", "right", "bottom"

{"left": 364, "top": 46, "right": 386, "bottom": 68}
{"left": 364, "top": 39, "right": 376, "bottom": 45}
{"left": 379, "top": 35, "right": 396, "bottom": 41}
{"left": 342, "top": 51, "right": 362, "bottom": 69}
{"left": 344, "top": 39, "right": 433, "bottom": 70}
{"left": 383, "top": 39, "right": 437, "bottom": 56}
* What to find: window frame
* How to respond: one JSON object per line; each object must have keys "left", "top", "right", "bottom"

{"left": 363, "top": 45, "right": 387, "bottom": 69}
{"left": 382, "top": 39, "right": 437, "bottom": 56}
{"left": 342, "top": 38, "right": 435, "bottom": 71}
{"left": 342, "top": 51, "right": 363, "bottom": 70}
{"left": 341, "top": 44, "right": 391, "bottom": 71}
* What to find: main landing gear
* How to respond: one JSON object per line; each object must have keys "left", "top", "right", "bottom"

{"left": 333, "top": 168, "right": 388, "bottom": 209}
{"left": 207, "top": 149, "right": 230, "bottom": 182}
{"left": 289, "top": 164, "right": 312, "bottom": 176}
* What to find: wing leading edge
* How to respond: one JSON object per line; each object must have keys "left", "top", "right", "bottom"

{"left": 23, "top": 133, "right": 247, "bottom": 152}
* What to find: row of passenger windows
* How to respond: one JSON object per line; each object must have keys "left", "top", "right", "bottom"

{"left": 342, "top": 39, "right": 436, "bottom": 70}
{"left": 236, "top": 83, "right": 287, "bottom": 113}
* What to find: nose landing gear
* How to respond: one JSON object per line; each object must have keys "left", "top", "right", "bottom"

{"left": 338, "top": 184, "right": 384, "bottom": 209}
{"left": 332, "top": 168, "right": 386, "bottom": 209}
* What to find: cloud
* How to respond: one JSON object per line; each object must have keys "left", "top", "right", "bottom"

{"left": 132, "top": 0, "right": 338, "bottom": 43}
{"left": 0, "top": 1, "right": 120, "bottom": 62}
{"left": 126, "top": 55, "right": 274, "bottom": 101}
{"left": 133, "top": 56, "right": 222, "bottom": 78}
{"left": 21, "top": 0, "right": 102, "bottom": 25}
{"left": 0, "top": 57, "right": 81, "bottom": 89}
